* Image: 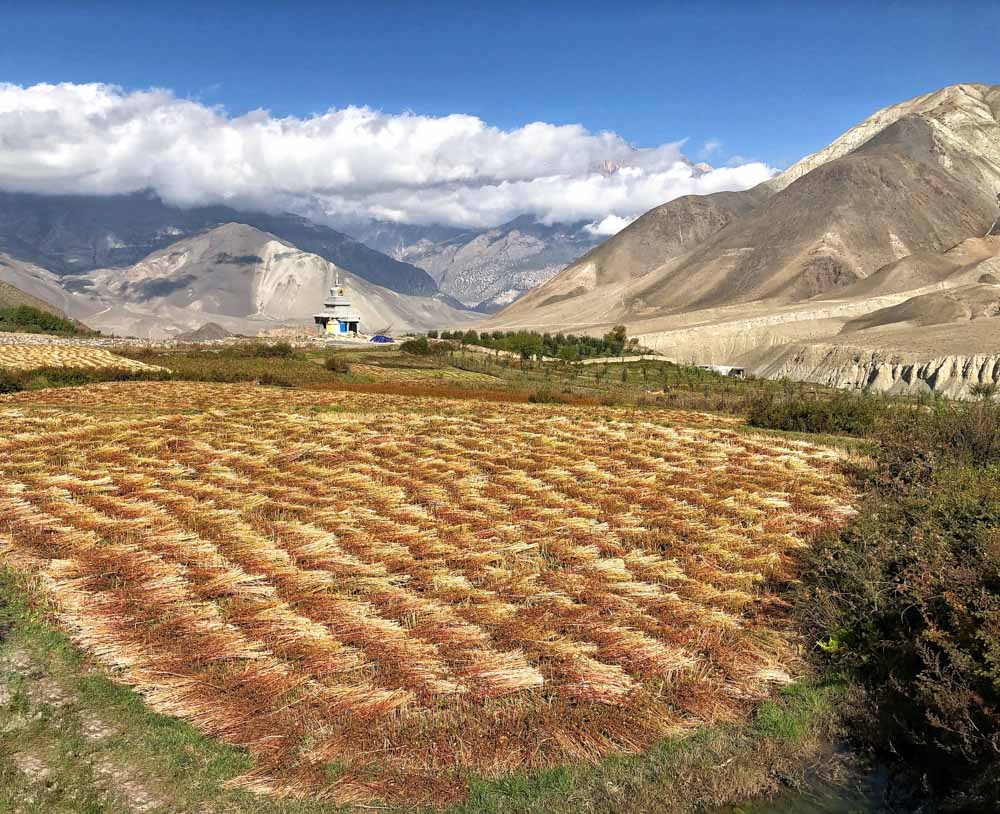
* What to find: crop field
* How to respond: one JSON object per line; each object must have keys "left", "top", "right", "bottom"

{"left": 0, "top": 381, "right": 853, "bottom": 807}
{"left": 0, "top": 344, "right": 165, "bottom": 373}
{"left": 349, "top": 362, "right": 500, "bottom": 384}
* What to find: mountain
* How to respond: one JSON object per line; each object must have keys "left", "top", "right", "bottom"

{"left": 498, "top": 190, "right": 766, "bottom": 321}
{"left": 33, "top": 223, "right": 477, "bottom": 339}
{"left": 0, "top": 273, "right": 70, "bottom": 317}
{"left": 484, "top": 82, "right": 1000, "bottom": 396}
{"left": 493, "top": 83, "right": 1000, "bottom": 330}
{"left": 0, "top": 191, "right": 438, "bottom": 296}
{"left": 348, "top": 216, "right": 604, "bottom": 310}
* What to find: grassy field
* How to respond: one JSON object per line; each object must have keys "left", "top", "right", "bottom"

{"left": 0, "top": 380, "right": 854, "bottom": 809}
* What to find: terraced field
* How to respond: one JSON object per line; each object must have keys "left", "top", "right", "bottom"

{"left": 0, "top": 382, "right": 853, "bottom": 807}
{"left": 0, "top": 344, "right": 165, "bottom": 373}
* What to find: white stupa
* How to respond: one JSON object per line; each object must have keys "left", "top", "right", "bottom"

{"left": 314, "top": 269, "right": 361, "bottom": 336}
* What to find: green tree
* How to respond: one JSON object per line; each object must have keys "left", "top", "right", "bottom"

{"left": 604, "top": 324, "right": 627, "bottom": 356}
{"left": 508, "top": 332, "right": 543, "bottom": 360}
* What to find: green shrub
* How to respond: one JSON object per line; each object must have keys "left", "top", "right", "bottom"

{"left": 0, "top": 370, "right": 24, "bottom": 393}
{"left": 251, "top": 342, "right": 295, "bottom": 358}
{"left": 0, "top": 305, "right": 81, "bottom": 335}
{"left": 747, "top": 391, "right": 882, "bottom": 436}
{"left": 324, "top": 356, "right": 351, "bottom": 373}
{"left": 798, "top": 400, "right": 1000, "bottom": 807}
{"left": 399, "top": 337, "right": 432, "bottom": 355}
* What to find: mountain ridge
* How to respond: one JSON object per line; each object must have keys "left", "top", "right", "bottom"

{"left": 0, "top": 191, "right": 440, "bottom": 296}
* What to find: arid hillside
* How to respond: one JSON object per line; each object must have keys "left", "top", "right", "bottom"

{"left": 484, "top": 83, "right": 1000, "bottom": 396}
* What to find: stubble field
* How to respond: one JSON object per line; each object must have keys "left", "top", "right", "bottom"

{"left": 0, "top": 381, "right": 853, "bottom": 807}
{"left": 0, "top": 344, "right": 165, "bottom": 373}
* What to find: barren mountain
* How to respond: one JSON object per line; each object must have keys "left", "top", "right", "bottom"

{"left": 494, "top": 83, "right": 1000, "bottom": 331}
{"left": 350, "top": 216, "right": 603, "bottom": 310}
{"left": 0, "top": 191, "right": 439, "bottom": 296}
{"left": 0, "top": 224, "right": 476, "bottom": 339}
{"left": 485, "top": 82, "right": 1000, "bottom": 397}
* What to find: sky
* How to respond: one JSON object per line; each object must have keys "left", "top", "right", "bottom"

{"left": 0, "top": 1, "right": 997, "bottom": 231}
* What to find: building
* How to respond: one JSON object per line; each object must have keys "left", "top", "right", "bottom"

{"left": 697, "top": 364, "right": 746, "bottom": 379}
{"left": 314, "top": 271, "right": 361, "bottom": 336}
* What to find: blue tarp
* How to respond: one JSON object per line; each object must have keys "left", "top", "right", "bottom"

{"left": 369, "top": 335, "right": 394, "bottom": 343}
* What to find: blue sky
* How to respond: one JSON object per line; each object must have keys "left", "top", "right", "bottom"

{"left": 0, "top": 2, "right": 997, "bottom": 229}
{"left": 3, "top": 1, "right": 997, "bottom": 168}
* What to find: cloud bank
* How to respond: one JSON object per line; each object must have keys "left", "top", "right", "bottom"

{"left": 0, "top": 82, "right": 775, "bottom": 233}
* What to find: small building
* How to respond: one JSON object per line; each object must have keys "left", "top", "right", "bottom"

{"left": 697, "top": 364, "right": 746, "bottom": 379}
{"left": 314, "top": 271, "right": 361, "bottom": 336}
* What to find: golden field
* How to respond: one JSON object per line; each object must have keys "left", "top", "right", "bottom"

{"left": 0, "top": 343, "right": 166, "bottom": 373}
{"left": 0, "top": 381, "right": 853, "bottom": 806}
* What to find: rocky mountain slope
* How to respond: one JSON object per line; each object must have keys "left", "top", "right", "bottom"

{"left": 494, "top": 83, "right": 1000, "bottom": 330}
{"left": 0, "top": 191, "right": 439, "bottom": 296}
{"left": 0, "top": 275, "right": 69, "bottom": 317}
{"left": 0, "top": 224, "right": 477, "bottom": 339}
{"left": 349, "top": 216, "right": 604, "bottom": 310}
{"left": 485, "top": 82, "right": 1000, "bottom": 397}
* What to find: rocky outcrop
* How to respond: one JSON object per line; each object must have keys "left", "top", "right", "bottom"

{"left": 751, "top": 342, "right": 1000, "bottom": 399}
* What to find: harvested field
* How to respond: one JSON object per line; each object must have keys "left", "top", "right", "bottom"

{"left": 349, "top": 362, "right": 499, "bottom": 383}
{"left": 0, "top": 381, "right": 854, "bottom": 807}
{"left": 0, "top": 344, "right": 166, "bottom": 373}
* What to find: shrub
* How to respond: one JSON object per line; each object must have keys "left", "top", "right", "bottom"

{"left": 399, "top": 337, "right": 432, "bottom": 356}
{"left": 747, "top": 391, "right": 882, "bottom": 436}
{"left": 0, "top": 305, "right": 81, "bottom": 335}
{"left": 527, "top": 388, "right": 568, "bottom": 404}
{"left": 252, "top": 342, "right": 295, "bottom": 358}
{"left": 324, "top": 356, "right": 351, "bottom": 374}
{"left": 257, "top": 372, "right": 292, "bottom": 387}
{"left": 969, "top": 381, "right": 998, "bottom": 400}
{"left": 0, "top": 370, "right": 24, "bottom": 393}
{"left": 798, "top": 400, "right": 1000, "bottom": 807}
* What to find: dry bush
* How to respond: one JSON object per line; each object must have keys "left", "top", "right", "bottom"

{"left": 0, "top": 381, "right": 854, "bottom": 806}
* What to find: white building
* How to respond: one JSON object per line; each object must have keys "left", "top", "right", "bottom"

{"left": 314, "top": 271, "right": 361, "bottom": 336}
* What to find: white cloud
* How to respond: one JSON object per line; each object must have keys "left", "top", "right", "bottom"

{"left": 584, "top": 214, "right": 637, "bottom": 236}
{"left": 0, "top": 82, "right": 776, "bottom": 228}
{"left": 698, "top": 138, "right": 722, "bottom": 159}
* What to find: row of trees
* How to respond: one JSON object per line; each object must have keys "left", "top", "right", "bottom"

{"left": 428, "top": 326, "right": 633, "bottom": 360}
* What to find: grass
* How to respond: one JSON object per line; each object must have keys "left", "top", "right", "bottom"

{"left": 0, "top": 380, "right": 854, "bottom": 808}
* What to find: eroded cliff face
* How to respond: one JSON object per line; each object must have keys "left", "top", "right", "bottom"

{"left": 751, "top": 343, "right": 1000, "bottom": 399}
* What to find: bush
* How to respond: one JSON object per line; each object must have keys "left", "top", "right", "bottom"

{"left": 399, "top": 337, "right": 432, "bottom": 356}
{"left": 527, "top": 388, "right": 569, "bottom": 404}
{"left": 798, "top": 400, "right": 1000, "bottom": 807}
{"left": 251, "top": 342, "right": 295, "bottom": 358}
{"left": 0, "top": 305, "right": 81, "bottom": 335}
{"left": 747, "top": 391, "right": 882, "bottom": 436}
{"left": 324, "top": 356, "right": 351, "bottom": 374}
{"left": 0, "top": 370, "right": 24, "bottom": 393}
{"left": 257, "top": 372, "right": 292, "bottom": 387}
